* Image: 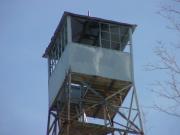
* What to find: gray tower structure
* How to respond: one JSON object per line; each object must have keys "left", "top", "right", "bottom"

{"left": 43, "top": 12, "right": 144, "bottom": 135}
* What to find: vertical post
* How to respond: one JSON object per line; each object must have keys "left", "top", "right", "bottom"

{"left": 48, "top": 57, "right": 51, "bottom": 79}
{"left": 57, "top": 38, "right": 60, "bottom": 60}
{"left": 56, "top": 101, "right": 61, "bottom": 135}
{"left": 129, "top": 27, "right": 144, "bottom": 134}
{"left": 80, "top": 85, "right": 83, "bottom": 123}
{"left": 111, "top": 118, "right": 114, "bottom": 135}
{"left": 104, "top": 105, "right": 107, "bottom": 126}
{"left": 99, "top": 22, "right": 102, "bottom": 47}
{"left": 83, "top": 108, "right": 86, "bottom": 123}
{"left": 46, "top": 110, "right": 51, "bottom": 135}
{"left": 134, "top": 87, "right": 144, "bottom": 134}
{"left": 60, "top": 33, "right": 62, "bottom": 55}
{"left": 126, "top": 89, "right": 134, "bottom": 128}
{"left": 129, "top": 27, "right": 135, "bottom": 84}
{"left": 53, "top": 120, "right": 57, "bottom": 135}
{"left": 67, "top": 16, "right": 72, "bottom": 44}
{"left": 118, "top": 26, "right": 121, "bottom": 51}
{"left": 67, "top": 69, "right": 71, "bottom": 135}
{"left": 109, "top": 24, "right": 112, "bottom": 49}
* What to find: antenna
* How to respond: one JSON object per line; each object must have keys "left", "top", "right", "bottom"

{"left": 88, "top": 10, "right": 90, "bottom": 16}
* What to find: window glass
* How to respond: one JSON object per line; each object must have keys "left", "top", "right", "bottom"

{"left": 101, "top": 32, "right": 110, "bottom": 40}
{"left": 58, "top": 42, "right": 61, "bottom": 59}
{"left": 64, "top": 22, "right": 68, "bottom": 45}
{"left": 71, "top": 17, "right": 99, "bottom": 47}
{"left": 102, "top": 39, "right": 110, "bottom": 49}
{"left": 48, "top": 19, "right": 67, "bottom": 76}
{"left": 101, "top": 23, "right": 109, "bottom": 32}
{"left": 111, "top": 33, "right": 120, "bottom": 42}
{"left": 111, "top": 41, "right": 120, "bottom": 50}
{"left": 100, "top": 23, "right": 121, "bottom": 50}
{"left": 110, "top": 25, "right": 119, "bottom": 34}
{"left": 61, "top": 36, "right": 64, "bottom": 52}
{"left": 71, "top": 16, "right": 130, "bottom": 52}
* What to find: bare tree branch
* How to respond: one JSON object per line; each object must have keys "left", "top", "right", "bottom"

{"left": 147, "top": 0, "right": 180, "bottom": 117}
{"left": 153, "top": 104, "right": 180, "bottom": 117}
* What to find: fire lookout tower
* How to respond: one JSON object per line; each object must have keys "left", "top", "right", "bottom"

{"left": 43, "top": 12, "right": 144, "bottom": 135}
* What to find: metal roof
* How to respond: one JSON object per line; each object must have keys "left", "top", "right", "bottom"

{"left": 43, "top": 11, "right": 137, "bottom": 58}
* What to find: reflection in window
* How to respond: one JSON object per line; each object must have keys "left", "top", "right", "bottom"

{"left": 101, "top": 32, "right": 110, "bottom": 40}
{"left": 71, "top": 17, "right": 130, "bottom": 51}
{"left": 72, "top": 17, "right": 100, "bottom": 47}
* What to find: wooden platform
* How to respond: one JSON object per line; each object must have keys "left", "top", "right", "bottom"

{"left": 56, "top": 72, "right": 132, "bottom": 120}
{"left": 60, "top": 122, "right": 117, "bottom": 135}
{"left": 71, "top": 72, "right": 132, "bottom": 119}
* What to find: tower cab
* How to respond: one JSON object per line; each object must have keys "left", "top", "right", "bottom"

{"left": 43, "top": 12, "right": 136, "bottom": 111}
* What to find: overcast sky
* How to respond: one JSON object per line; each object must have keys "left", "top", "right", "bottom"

{"left": 0, "top": 0, "right": 179, "bottom": 135}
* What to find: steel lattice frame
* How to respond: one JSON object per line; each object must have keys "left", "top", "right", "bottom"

{"left": 46, "top": 24, "right": 144, "bottom": 135}
{"left": 46, "top": 69, "right": 144, "bottom": 135}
